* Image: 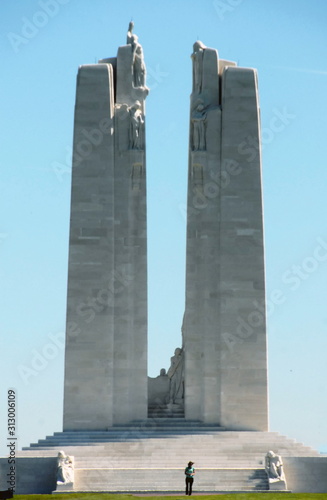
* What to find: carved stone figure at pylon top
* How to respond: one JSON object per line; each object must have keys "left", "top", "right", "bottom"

{"left": 191, "top": 40, "right": 206, "bottom": 93}
{"left": 127, "top": 21, "right": 134, "bottom": 44}
{"left": 126, "top": 22, "right": 146, "bottom": 88}
{"left": 132, "top": 38, "right": 146, "bottom": 88}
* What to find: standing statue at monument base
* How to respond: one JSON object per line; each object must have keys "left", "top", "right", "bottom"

{"left": 167, "top": 347, "right": 184, "bottom": 406}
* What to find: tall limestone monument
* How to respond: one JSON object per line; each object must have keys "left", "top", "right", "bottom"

{"left": 5, "top": 27, "right": 326, "bottom": 496}
{"left": 63, "top": 33, "right": 267, "bottom": 433}
{"left": 183, "top": 42, "right": 268, "bottom": 430}
{"left": 63, "top": 21, "right": 149, "bottom": 430}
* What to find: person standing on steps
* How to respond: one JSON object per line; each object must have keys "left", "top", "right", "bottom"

{"left": 185, "top": 461, "right": 195, "bottom": 495}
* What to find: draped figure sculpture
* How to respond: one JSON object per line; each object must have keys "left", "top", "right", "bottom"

{"left": 265, "top": 451, "right": 285, "bottom": 480}
{"left": 57, "top": 451, "right": 74, "bottom": 485}
{"left": 126, "top": 22, "right": 146, "bottom": 88}
{"left": 191, "top": 40, "right": 206, "bottom": 93}
{"left": 265, "top": 450, "right": 287, "bottom": 491}
{"left": 167, "top": 347, "right": 184, "bottom": 405}
{"left": 129, "top": 100, "right": 144, "bottom": 149}
{"left": 191, "top": 101, "right": 207, "bottom": 151}
{"left": 126, "top": 21, "right": 134, "bottom": 44}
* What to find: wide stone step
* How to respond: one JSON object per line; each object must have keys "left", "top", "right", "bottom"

{"left": 29, "top": 429, "right": 296, "bottom": 441}
{"left": 57, "top": 418, "right": 221, "bottom": 428}
{"left": 23, "top": 434, "right": 317, "bottom": 455}
{"left": 73, "top": 457, "right": 266, "bottom": 464}
{"left": 74, "top": 462, "right": 265, "bottom": 468}
{"left": 20, "top": 429, "right": 320, "bottom": 467}
{"left": 21, "top": 440, "right": 318, "bottom": 453}
{"left": 74, "top": 468, "right": 269, "bottom": 492}
{"left": 148, "top": 407, "right": 185, "bottom": 418}
{"left": 15, "top": 428, "right": 321, "bottom": 493}
{"left": 148, "top": 412, "right": 185, "bottom": 418}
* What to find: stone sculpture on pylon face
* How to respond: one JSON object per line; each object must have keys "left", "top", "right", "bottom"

{"left": 191, "top": 101, "right": 207, "bottom": 151}
{"left": 191, "top": 40, "right": 206, "bottom": 93}
{"left": 129, "top": 100, "right": 144, "bottom": 150}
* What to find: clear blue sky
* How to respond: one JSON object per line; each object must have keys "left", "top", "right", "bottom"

{"left": 1, "top": 0, "right": 327, "bottom": 457}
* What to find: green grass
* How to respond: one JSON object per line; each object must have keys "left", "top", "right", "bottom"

{"left": 12, "top": 493, "right": 327, "bottom": 500}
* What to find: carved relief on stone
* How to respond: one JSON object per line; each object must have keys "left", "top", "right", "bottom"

{"left": 129, "top": 101, "right": 144, "bottom": 150}
{"left": 126, "top": 22, "right": 146, "bottom": 88}
{"left": 133, "top": 42, "right": 146, "bottom": 88}
{"left": 115, "top": 102, "right": 145, "bottom": 152}
{"left": 265, "top": 451, "right": 287, "bottom": 490}
{"left": 167, "top": 347, "right": 184, "bottom": 405}
{"left": 57, "top": 451, "right": 74, "bottom": 485}
{"left": 131, "top": 162, "right": 143, "bottom": 190}
{"left": 191, "top": 101, "right": 207, "bottom": 152}
{"left": 191, "top": 40, "right": 206, "bottom": 94}
{"left": 126, "top": 21, "right": 134, "bottom": 45}
{"left": 191, "top": 162, "right": 207, "bottom": 210}
{"left": 192, "top": 163, "right": 204, "bottom": 187}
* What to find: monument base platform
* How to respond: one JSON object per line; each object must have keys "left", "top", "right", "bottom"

{"left": 1, "top": 420, "right": 326, "bottom": 494}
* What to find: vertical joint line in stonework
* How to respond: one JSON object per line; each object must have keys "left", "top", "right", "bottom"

{"left": 192, "top": 163, "right": 204, "bottom": 190}
{"left": 218, "top": 72, "right": 222, "bottom": 107}
{"left": 131, "top": 162, "right": 143, "bottom": 191}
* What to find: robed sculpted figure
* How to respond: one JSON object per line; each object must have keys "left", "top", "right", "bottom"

{"left": 191, "top": 101, "right": 207, "bottom": 151}
{"left": 126, "top": 22, "right": 146, "bottom": 88}
{"left": 191, "top": 40, "right": 206, "bottom": 93}
{"left": 265, "top": 451, "right": 285, "bottom": 480}
{"left": 57, "top": 451, "right": 74, "bottom": 485}
{"left": 167, "top": 347, "right": 184, "bottom": 405}
{"left": 129, "top": 100, "right": 144, "bottom": 149}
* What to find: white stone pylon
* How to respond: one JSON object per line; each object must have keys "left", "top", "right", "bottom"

{"left": 183, "top": 41, "right": 268, "bottom": 430}
{"left": 63, "top": 27, "right": 149, "bottom": 430}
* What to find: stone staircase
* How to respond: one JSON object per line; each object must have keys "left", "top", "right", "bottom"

{"left": 18, "top": 419, "right": 320, "bottom": 492}
{"left": 148, "top": 403, "right": 184, "bottom": 419}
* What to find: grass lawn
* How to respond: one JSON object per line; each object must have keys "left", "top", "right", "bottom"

{"left": 12, "top": 493, "right": 327, "bottom": 500}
